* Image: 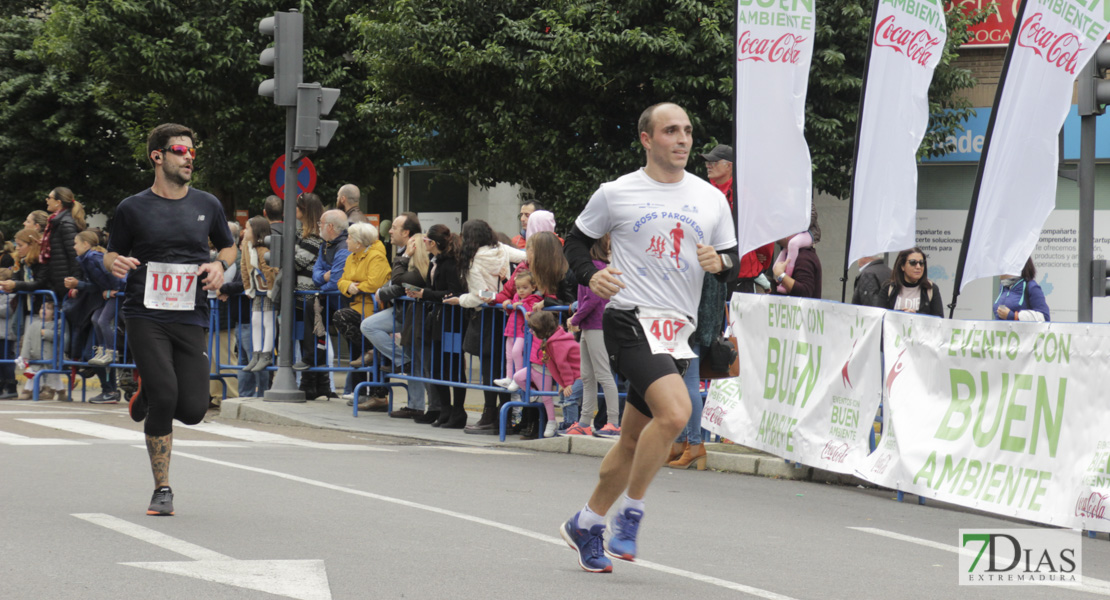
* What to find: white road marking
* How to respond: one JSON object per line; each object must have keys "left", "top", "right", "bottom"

{"left": 0, "top": 430, "right": 88, "bottom": 446}
{"left": 181, "top": 422, "right": 392, "bottom": 451}
{"left": 13, "top": 418, "right": 367, "bottom": 449}
{"left": 415, "top": 446, "right": 524, "bottom": 455}
{"left": 849, "top": 527, "right": 1110, "bottom": 596}
{"left": 0, "top": 409, "right": 101, "bottom": 415}
{"left": 20, "top": 418, "right": 141, "bottom": 440}
{"left": 73, "top": 513, "right": 331, "bottom": 600}
{"left": 175, "top": 451, "right": 800, "bottom": 600}
{"left": 74, "top": 513, "right": 229, "bottom": 560}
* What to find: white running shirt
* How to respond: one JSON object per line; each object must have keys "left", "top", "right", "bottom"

{"left": 575, "top": 168, "right": 737, "bottom": 324}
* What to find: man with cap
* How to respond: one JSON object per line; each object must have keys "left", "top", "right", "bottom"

{"left": 701, "top": 144, "right": 773, "bottom": 294}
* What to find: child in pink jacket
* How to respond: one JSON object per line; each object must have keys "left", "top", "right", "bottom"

{"left": 494, "top": 269, "right": 543, "bottom": 390}
{"left": 502, "top": 309, "right": 580, "bottom": 438}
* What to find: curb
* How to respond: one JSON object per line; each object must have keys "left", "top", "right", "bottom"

{"left": 223, "top": 398, "right": 869, "bottom": 484}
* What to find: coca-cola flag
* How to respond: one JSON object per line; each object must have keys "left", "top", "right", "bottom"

{"left": 959, "top": 2, "right": 1110, "bottom": 290}
{"left": 847, "top": 0, "right": 946, "bottom": 266}
{"left": 734, "top": 0, "right": 816, "bottom": 255}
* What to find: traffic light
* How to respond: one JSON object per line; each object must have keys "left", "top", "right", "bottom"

{"left": 258, "top": 11, "right": 303, "bottom": 107}
{"left": 294, "top": 83, "right": 340, "bottom": 152}
{"left": 1078, "top": 42, "right": 1110, "bottom": 116}
{"left": 1092, "top": 259, "right": 1110, "bottom": 297}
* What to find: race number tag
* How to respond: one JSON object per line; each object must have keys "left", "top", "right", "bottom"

{"left": 637, "top": 307, "right": 696, "bottom": 359}
{"left": 144, "top": 262, "right": 199, "bottom": 311}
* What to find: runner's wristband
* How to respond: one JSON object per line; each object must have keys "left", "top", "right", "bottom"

{"left": 217, "top": 259, "right": 229, "bottom": 271}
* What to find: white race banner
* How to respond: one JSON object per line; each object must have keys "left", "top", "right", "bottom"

{"left": 734, "top": 0, "right": 815, "bottom": 256}
{"left": 960, "top": 1, "right": 1110, "bottom": 289}
{"left": 859, "top": 310, "right": 1110, "bottom": 532}
{"left": 848, "top": 0, "right": 947, "bottom": 266}
{"left": 702, "top": 294, "right": 885, "bottom": 474}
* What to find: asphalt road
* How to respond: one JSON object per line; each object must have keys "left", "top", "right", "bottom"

{"left": 2, "top": 401, "right": 1109, "bottom": 600}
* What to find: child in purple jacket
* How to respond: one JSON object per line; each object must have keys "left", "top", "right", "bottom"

{"left": 563, "top": 235, "right": 619, "bottom": 437}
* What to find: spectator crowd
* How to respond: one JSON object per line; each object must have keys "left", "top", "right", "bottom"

{"left": 0, "top": 153, "right": 1051, "bottom": 452}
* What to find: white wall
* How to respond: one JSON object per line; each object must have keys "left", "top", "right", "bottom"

{"left": 468, "top": 182, "right": 525, "bottom": 238}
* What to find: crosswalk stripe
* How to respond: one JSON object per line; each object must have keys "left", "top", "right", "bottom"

{"left": 180, "top": 422, "right": 394, "bottom": 452}
{"left": 19, "top": 419, "right": 140, "bottom": 440}
{"left": 415, "top": 446, "right": 524, "bottom": 456}
{"left": 6, "top": 418, "right": 391, "bottom": 451}
{"left": 0, "top": 430, "right": 88, "bottom": 446}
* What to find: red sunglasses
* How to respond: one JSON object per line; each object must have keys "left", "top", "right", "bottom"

{"left": 159, "top": 144, "right": 197, "bottom": 159}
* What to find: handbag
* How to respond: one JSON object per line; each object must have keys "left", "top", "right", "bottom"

{"left": 699, "top": 334, "right": 739, "bottom": 380}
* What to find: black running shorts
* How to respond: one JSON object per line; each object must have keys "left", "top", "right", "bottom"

{"left": 602, "top": 308, "right": 689, "bottom": 419}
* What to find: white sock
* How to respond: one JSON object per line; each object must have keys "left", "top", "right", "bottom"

{"left": 620, "top": 494, "right": 645, "bottom": 513}
{"left": 579, "top": 503, "right": 605, "bottom": 529}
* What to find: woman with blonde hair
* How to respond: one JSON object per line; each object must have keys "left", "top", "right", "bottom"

{"left": 362, "top": 233, "right": 435, "bottom": 419}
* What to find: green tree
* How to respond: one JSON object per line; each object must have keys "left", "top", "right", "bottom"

{"left": 353, "top": 0, "right": 987, "bottom": 226}
{"left": 22, "top": 0, "right": 395, "bottom": 219}
{"left": 0, "top": 4, "right": 144, "bottom": 235}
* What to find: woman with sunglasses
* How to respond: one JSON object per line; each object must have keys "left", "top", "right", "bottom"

{"left": 877, "top": 247, "right": 945, "bottom": 317}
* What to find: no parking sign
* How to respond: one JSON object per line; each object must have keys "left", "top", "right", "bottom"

{"left": 269, "top": 155, "right": 317, "bottom": 197}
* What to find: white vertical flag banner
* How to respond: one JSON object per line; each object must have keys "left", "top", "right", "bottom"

{"left": 848, "top": 0, "right": 947, "bottom": 266}
{"left": 702, "top": 294, "right": 885, "bottom": 474}
{"left": 960, "top": 0, "right": 1110, "bottom": 289}
{"left": 734, "top": 0, "right": 816, "bottom": 256}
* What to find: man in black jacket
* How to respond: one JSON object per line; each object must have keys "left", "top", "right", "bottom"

{"left": 851, "top": 254, "right": 892, "bottom": 307}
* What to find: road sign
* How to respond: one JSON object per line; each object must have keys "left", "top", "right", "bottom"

{"left": 269, "top": 155, "right": 317, "bottom": 197}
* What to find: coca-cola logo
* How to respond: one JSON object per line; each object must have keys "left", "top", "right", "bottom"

{"left": 871, "top": 454, "right": 892, "bottom": 475}
{"left": 1076, "top": 491, "right": 1110, "bottom": 520}
{"left": 737, "top": 30, "right": 808, "bottom": 64}
{"left": 1016, "top": 13, "right": 1084, "bottom": 75}
{"left": 820, "top": 440, "right": 851, "bottom": 464}
{"left": 874, "top": 15, "right": 941, "bottom": 67}
{"left": 704, "top": 405, "right": 728, "bottom": 427}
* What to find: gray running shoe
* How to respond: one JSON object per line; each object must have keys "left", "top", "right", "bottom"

{"left": 147, "top": 486, "right": 174, "bottom": 516}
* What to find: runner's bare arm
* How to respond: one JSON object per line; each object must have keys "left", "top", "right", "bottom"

{"left": 698, "top": 243, "right": 740, "bottom": 282}
{"left": 198, "top": 246, "right": 236, "bottom": 291}
{"left": 104, "top": 251, "right": 141, "bottom": 279}
{"left": 565, "top": 224, "right": 624, "bottom": 300}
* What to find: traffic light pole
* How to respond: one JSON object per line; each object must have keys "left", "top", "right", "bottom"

{"left": 264, "top": 106, "right": 305, "bottom": 402}
{"left": 1078, "top": 108, "right": 1096, "bottom": 323}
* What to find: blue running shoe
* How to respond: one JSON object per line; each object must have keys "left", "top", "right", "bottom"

{"left": 560, "top": 512, "right": 613, "bottom": 573}
{"left": 605, "top": 507, "right": 643, "bottom": 561}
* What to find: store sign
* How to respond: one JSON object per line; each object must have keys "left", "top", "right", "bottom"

{"left": 948, "top": 0, "right": 1018, "bottom": 47}
{"left": 922, "top": 106, "right": 1110, "bottom": 162}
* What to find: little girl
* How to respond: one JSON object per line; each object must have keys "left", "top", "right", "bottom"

{"left": 72, "top": 231, "right": 125, "bottom": 367}
{"left": 241, "top": 216, "right": 278, "bottom": 373}
{"left": 0, "top": 268, "right": 17, "bottom": 398}
{"left": 503, "top": 310, "right": 581, "bottom": 439}
{"left": 18, "top": 300, "right": 63, "bottom": 400}
{"left": 493, "top": 269, "right": 543, "bottom": 390}
{"left": 565, "top": 234, "right": 619, "bottom": 436}
{"left": 776, "top": 205, "right": 822, "bottom": 293}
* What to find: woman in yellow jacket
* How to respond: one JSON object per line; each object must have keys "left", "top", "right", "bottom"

{"left": 332, "top": 222, "right": 391, "bottom": 369}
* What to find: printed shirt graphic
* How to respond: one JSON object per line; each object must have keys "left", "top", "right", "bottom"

{"left": 734, "top": 0, "right": 816, "bottom": 255}
{"left": 961, "top": 0, "right": 1110, "bottom": 289}
{"left": 575, "top": 169, "right": 736, "bottom": 324}
{"left": 848, "top": 0, "right": 946, "bottom": 265}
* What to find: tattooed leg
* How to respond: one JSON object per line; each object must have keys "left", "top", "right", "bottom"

{"left": 145, "top": 433, "right": 173, "bottom": 488}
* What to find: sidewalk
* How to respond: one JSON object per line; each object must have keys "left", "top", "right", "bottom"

{"left": 220, "top": 387, "right": 859, "bottom": 484}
